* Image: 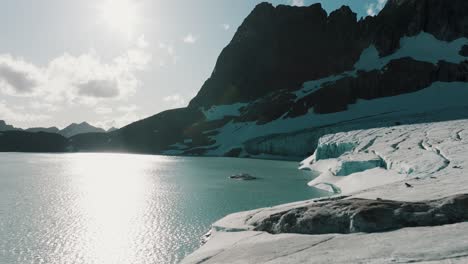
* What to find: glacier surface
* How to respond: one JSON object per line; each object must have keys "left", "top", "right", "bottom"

{"left": 183, "top": 118, "right": 468, "bottom": 263}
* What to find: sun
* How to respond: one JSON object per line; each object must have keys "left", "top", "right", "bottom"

{"left": 97, "top": 0, "right": 141, "bottom": 37}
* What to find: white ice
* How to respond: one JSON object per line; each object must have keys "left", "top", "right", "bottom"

{"left": 183, "top": 118, "right": 468, "bottom": 263}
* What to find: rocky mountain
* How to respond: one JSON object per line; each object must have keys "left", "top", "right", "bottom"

{"left": 107, "top": 127, "right": 118, "bottom": 133}
{"left": 0, "top": 120, "right": 19, "bottom": 131}
{"left": 0, "top": 120, "right": 106, "bottom": 140}
{"left": 54, "top": 0, "right": 468, "bottom": 158}
{"left": 59, "top": 122, "right": 106, "bottom": 138}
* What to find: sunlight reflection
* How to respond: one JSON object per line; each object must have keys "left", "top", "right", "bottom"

{"left": 67, "top": 154, "right": 157, "bottom": 264}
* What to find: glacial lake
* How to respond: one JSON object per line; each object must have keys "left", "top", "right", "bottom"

{"left": 0, "top": 153, "right": 327, "bottom": 263}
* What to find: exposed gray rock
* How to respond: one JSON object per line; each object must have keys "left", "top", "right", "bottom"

{"left": 254, "top": 194, "right": 468, "bottom": 235}
{"left": 230, "top": 173, "right": 257, "bottom": 181}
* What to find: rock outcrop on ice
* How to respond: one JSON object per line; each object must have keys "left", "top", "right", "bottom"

{"left": 254, "top": 194, "right": 468, "bottom": 235}
{"left": 62, "top": 0, "right": 468, "bottom": 157}
{"left": 182, "top": 119, "right": 468, "bottom": 263}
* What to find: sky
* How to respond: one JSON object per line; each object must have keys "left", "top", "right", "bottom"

{"left": 0, "top": 0, "right": 387, "bottom": 129}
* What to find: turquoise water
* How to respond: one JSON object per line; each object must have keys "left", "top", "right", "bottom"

{"left": 0, "top": 153, "right": 326, "bottom": 263}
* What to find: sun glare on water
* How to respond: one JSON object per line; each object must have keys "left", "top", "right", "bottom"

{"left": 67, "top": 154, "right": 160, "bottom": 263}
{"left": 97, "top": 0, "right": 141, "bottom": 36}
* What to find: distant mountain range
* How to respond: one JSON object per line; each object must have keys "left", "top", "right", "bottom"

{"left": 0, "top": 120, "right": 111, "bottom": 138}
{"left": 1, "top": 0, "right": 468, "bottom": 156}
{"left": 59, "top": 122, "right": 107, "bottom": 138}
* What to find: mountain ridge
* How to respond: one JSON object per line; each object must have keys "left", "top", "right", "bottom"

{"left": 0, "top": 120, "right": 107, "bottom": 138}
{"left": 67, "top": 0, "right": 467, "bottom": 158}
{"left": 2, "top": 0, "right": 468, "bottom": 157}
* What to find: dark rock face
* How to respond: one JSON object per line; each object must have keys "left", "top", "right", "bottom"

{"left": 189, "top": 0, "right": 468, "bottom": 108}
{"left": 288, "top": 59, "right": 468, "bottom": 117}
{"left": 224, "top": 148, "right": 243, "bottom": 157}
{"left": 368, "top": 0, "right": 468, "bottom": 55}
{"left": 461, "top": 45, "right": 468, "bottom": 57}
{"left": 254, "top": 194, "right": 468, "bottom": 235}
{"left": 189, "top": 3, "right": 367, "bottom": 108}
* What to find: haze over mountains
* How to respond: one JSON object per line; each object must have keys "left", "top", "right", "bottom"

{"left": 0, "top": 120, "right": 110, "bottom": 138}
{"left": 1, "top": 0, "right": 467, "bottom": 157}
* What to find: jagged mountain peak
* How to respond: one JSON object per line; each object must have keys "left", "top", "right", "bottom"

{"left": 68, "top": 0, "right": 468, "bottom": 159}
{"left": 59, "top": 122, "right": 106, "bottom": 138}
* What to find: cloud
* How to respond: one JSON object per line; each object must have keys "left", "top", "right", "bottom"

{"left": 117, "top": 105, "right": 138, "bottom": 112}
{"left": 94, "top": 104, "right": 144, "bottom": 129}
{"left": 95, "top": 106, "right": 113, "bottom": 115}
{"left": 167, "top": 45, "right": 175, "bottom": 55}
{"left": 136, "top": 35, "right": 149, "bottom": 49}
{"left": 158, "top": 42, "right": 179, "bottom": 65}
{"left": 290, "top": 0, "right": 305, "bottom": 6}
{"left": 366, "top": 0, "right": 387, "bottom": 16}
{"left": 222, "top": 24, "right": 230, "bottom": 30}
{"left": 0, "top": 55, "right": 44, "bottom": 95}
{"left": 29, "top": 102, "right": 58, "bottom": 112}
{"left": 0, "top": 35, "right": 151, "bottom": 104}
{"left": 163, "top": 94, "right": 186, "bottom": 107}
{"left": 183, "top": 33, "right": 198, "bottom": 44}
{"left": 77, "top": 79, "right": 119, "bottom": 98}
{"left": 0, "top": 101, "right": 51, "bottom": 126}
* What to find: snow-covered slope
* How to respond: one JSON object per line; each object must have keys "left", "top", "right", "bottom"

{"left": 161, "top": 31, "right": 468, "bottom": 159}
{"left": 183, "top": 119, "right": 468, "bottom": 263}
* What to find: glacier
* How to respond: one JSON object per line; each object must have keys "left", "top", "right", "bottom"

{"left": 182, "top": 118, "right": 468, "bottom": 263}
{"left": 205, "top": 82, "right": 468, "bottom": 157}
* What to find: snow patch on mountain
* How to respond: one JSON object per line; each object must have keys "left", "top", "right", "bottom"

{"left": 294, "top": 74, "right": 347, "bottom": 100}
{"left": 355, "top": 32, "right": 468, "bottom": 71}
{"left": 293, "top": 32, "right": 468, "bottom": 101}
{"left": 202, "top": 103, "right": 247, "bottom": 121}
